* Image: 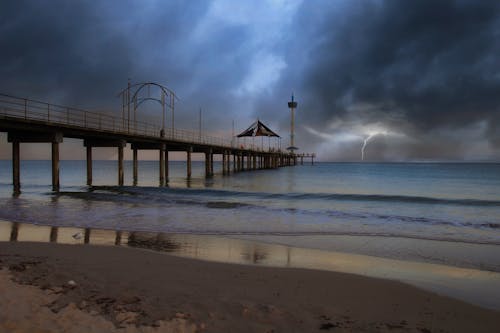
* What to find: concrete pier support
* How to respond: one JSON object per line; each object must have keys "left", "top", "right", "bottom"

{"left": 205, "top": 150, "right": 211, "bottom": 178}
{"left": 233, "top": 154, "right": 237, "bottom": 172}
{"left": 159, "top": 147, "right": 165, "bottom": 186}
{"left": 247, "top": 153, "right": 251, "bottom": 170}
{"left": 133, "top": 148, "right": 138, "bottom": 185}
{"left": 210, "top": 151, "right": 214, "bottom": 176}
{"left": 164, "top": 150, "right": 169, "bottom": 182}
{"left": 51, "top": 142, "right": 60, "bottom": 192}
{"left": 187, "top": 146, "right": 192, "bottom": 179}
{"left": 118, "top": 146, "right": 124, "bottom": 186}
{"left": 86, "top": 146, "right": 92, "bottom": 186}
{"left": 224, "top": 151, "right": 228, "bottom": 175}
{"left": 252, "top": 154, "right": 257, "bottom": 170}
{"left": 222, "top": 151, "right": 227, "bottom": 175}
{"left": 12, "top": 141, "right": 20, "bottom": 194}
{"left": 209, "top": 150, "right": 213, "bottom": 176}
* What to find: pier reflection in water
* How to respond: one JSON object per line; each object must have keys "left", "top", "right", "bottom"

{"left": 4, "top": 222, "right": 127, "bottom": 246}
{"left": 0, "top": 221, "right": 278, "bottom": 266}
{"left": 1, "top": 220, "right": 500, "bottom": 311}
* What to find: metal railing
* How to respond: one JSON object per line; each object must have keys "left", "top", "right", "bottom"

{"left": 0, "top": 93, "right": 284, "bottom": 152}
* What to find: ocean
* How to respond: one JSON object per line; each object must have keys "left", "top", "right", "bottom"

{"left": 1, "top": 160, "right": 499, "bottom": 270}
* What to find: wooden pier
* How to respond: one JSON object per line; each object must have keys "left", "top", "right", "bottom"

{"left": 0, "top": 93, "right": 310, "bottom": 194}
{"left": 297, "top": 153, "right": 316, "bottom": 165}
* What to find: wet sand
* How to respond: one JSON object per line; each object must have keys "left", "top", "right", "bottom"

{"left": 1, "top": 241, "right": 499, "bottom": 332}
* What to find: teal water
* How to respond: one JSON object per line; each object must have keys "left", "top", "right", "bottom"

{"left": 1, "top": 161, "right": 500, "bottom": 271}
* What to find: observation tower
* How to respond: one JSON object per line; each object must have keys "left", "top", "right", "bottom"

{"left": 287, "top": 94, "right": 298, "bottom": 152}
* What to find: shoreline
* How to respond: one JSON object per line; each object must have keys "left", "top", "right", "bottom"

{"left": 1, "top": 241, "right": 500, "bottom": 332}
{"left": 2, "top": 220, "right": 500, "bottom": 311}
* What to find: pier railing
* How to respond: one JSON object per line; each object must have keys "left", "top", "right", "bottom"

{"left": 0, "top": 93, "right": 281, "bottom": 151}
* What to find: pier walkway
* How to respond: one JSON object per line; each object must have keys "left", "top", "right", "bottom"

{"left": 0, "top": 93, "right": 306, "bottom": 194}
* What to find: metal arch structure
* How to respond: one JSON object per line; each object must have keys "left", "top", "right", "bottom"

{"left": 118, "top": 81, "right": 178, "bottom": 136}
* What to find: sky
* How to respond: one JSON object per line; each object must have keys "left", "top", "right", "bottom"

{"left": 1, "top": 0, "right": 500, "bottom": 161}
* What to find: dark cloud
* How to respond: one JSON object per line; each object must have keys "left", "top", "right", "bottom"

{"left": 0, "top": 0, "right": 249, "bottom": 122}
{"left": 1, "top": 0, "right": 500, "bottom": 161}
{"left": 280, "top": 0, "right": 500, "bottom": 159}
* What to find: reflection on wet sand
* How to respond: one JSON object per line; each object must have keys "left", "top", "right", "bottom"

{"left": 128, "top": 232, "right": 181, "bottom": 252}
{"left": 1, "top": 220, "right": 500, "bottom": 310}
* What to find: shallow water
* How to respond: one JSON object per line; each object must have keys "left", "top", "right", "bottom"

{"left": 0, "top": 160, "right": 499, "bottom": 272}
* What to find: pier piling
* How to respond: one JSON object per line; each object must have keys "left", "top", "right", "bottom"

{"left": 51, "top": 142, "right": 60, "bottom": 192}
{"left": 118, "top": 146, "right": 124, "bottom": 186}
{"left": 164, "top": 150, "right": 169, "bottom": 182}
{"left": 159, "top": 147, "right": 165, "bottom": 186}
{"left": 187, "top": 146, "right": 192, "bottom": 179}
{"left": 12, "top": 141, "right": 20, "bottom": 194}
{"left": 86, "top": 146, "right": 93, "bottom": 186}
{"left": 133, "top": 148, "right": 138, "bottom": 185}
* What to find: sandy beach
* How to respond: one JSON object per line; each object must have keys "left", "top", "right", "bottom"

{"left": 1, "top": 241, "right": 499, "bottom": 332}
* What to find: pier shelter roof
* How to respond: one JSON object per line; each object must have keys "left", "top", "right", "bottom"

{"left": 237, "top": 120, "right": 280, "bottom": 138}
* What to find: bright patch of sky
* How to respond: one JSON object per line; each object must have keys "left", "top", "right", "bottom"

{"left": 194, "top": 0, "right": 302, "bottom": 96}
{"left": 235, "top": 51, "right": 287, "bottom": 95}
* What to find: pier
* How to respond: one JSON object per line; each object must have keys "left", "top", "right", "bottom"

{"left": 0, "top": 92, "right": 309, "bottom": 194}
{"left": 297, "top": 153, "right": 316, "bottom": 165}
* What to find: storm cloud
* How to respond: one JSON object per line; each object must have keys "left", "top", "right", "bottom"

{"left": 287, "top": 0, "right": 500, "bottom": 160}
{"left": 1, "top": 0, "right": 500, "bottom": 161}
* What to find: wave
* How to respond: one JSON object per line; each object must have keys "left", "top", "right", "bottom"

{"left": 81, "top": 185, "right": 500, "bottom": 207}
{"left": 267, "top": 192, "right": 500, "bottom": 207}
{"left": 52, "top": 188, "right": 500, "bottom": 232}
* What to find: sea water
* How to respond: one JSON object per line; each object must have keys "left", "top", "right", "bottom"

{"left": 1, "top": 161, "right": 500, "bottom": 272}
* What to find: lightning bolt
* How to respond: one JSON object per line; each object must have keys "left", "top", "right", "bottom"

{"left": 361, "top": 134, "right": 376, "bottom": 161}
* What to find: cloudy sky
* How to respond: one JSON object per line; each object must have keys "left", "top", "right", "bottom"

{"left": 1, "top": 0, "right": 500, "bottom": 161}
